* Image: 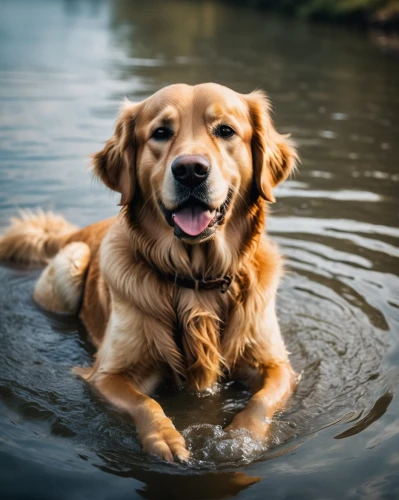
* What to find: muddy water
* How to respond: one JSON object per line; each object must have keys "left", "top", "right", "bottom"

{"left": 0, "top": 0, "right": 399, "bottom": 498}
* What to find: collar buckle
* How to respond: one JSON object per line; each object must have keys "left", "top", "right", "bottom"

{"left": 220, "top": 275, "right": 232, "bottom": 293}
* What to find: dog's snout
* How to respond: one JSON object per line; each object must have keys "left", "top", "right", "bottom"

{"left": 171, "top": 155, "right": 210, "bottom": 188}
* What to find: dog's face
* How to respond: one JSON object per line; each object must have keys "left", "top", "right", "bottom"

{"left": 93, "top": 83, "right": 297, "bottom": 243}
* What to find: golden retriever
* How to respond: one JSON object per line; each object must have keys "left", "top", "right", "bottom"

{"left": 0, "top": 83, "right": 298, "bottom": 463}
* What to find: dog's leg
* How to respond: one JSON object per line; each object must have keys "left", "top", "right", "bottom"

{"left": 82, "top": 372, "right": 190, "bottom": 462}
{"left": 225, "top": 361, "right": 296, "bottom": 439}
{"left": 224, "top": 295, "right": 297, "bottom": 440}
{"left": 33, "top": 242, "right": 90, "bottom": 314}
{"left": 75, "top": 297, "right": 189, "bottom": 462}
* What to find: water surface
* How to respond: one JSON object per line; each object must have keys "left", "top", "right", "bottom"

{"left": 1, "top": 1, "right": 399, "bottom": 499}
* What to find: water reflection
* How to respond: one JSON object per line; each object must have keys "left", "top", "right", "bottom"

{"left": 0, "top": 0, "right": 399, "bottom": 498}
{"left": 334, "top": 391, "right": 393, "bottom": 439}
{"left": 96, "top": 463, "right": 262, "bottom": 500}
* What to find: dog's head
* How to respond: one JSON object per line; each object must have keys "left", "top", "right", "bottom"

{"left": 93, "top": 83, "right": 297, "bottom": 243}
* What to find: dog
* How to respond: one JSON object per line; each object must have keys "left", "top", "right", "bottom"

{"left": 0, "top": 83, "right": 298, "bottom": 462}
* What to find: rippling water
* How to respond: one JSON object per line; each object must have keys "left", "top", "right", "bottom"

{"left": 1, "top": 0, "right": 399, "bottom": 498}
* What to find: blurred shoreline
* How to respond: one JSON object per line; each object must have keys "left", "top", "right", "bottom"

{"left": 222, "top": 0, "right": 399, "bottom": 30}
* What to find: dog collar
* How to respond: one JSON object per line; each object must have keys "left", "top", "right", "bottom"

{"left": 161, "top": 272, "right": 233, "bottom": 293}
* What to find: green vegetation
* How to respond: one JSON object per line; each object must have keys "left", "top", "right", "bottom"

{"left": 233, "top": 0, "right": 399, "bottom": 26}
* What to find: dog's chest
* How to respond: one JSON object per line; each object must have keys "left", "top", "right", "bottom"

{"left": 172, "top": 290, "right": 229, "bottom": 390}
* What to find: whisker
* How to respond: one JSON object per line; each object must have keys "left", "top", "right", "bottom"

{"left": 137, "top": 187, "right": 163, "bottom": 220}
{"left": 229, "top": 184, "right": 249, "bottom": 211}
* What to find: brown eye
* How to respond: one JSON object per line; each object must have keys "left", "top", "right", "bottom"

{"left": 151, "top": 127, "right": 173, "bottom": 141}
{"left": 215, "top": 125, "right": 235, "bottom": 139}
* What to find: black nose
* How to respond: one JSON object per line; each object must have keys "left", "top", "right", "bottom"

{"left": 171, "top": 155, "right": 210, "bottom": 188}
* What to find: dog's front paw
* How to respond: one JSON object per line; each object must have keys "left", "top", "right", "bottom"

{"left": 140, "top": 416, "right": 190, "bottom": 463}
{"left": 225, "top": 410, "right": 271, "bottom": 441}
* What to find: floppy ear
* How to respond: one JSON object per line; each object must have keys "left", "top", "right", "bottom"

{"left": 92, "top": 100, "right": 140, "bottom": 206}
{"left": 246, "top": 91, "right": 298, "bottom": 203}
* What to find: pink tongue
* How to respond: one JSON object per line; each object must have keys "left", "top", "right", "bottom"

{"left": 174, "top": 206, "right": 215, "bottom": 236}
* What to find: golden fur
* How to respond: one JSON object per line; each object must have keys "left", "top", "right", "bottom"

{"left": 0, "top": 83, "right": 298, "bottom": 462}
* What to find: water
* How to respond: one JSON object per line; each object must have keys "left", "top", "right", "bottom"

{"left": 0, "top": 0, "right": 399, "bottom": 498}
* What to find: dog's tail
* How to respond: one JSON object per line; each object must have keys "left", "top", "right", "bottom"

{"left": 0, "top": 210, "right": 78, "bottom": 264}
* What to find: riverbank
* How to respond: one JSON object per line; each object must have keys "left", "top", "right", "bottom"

{"left": 227, "top": 1, "right": 399, "bottom": 29}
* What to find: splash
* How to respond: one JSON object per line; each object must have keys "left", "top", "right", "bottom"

{"left": 183, "top": 424, "right": 267, "bottom": 468}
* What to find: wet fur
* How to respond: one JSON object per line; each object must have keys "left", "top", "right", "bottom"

{"left": 0, "top": 83, "right": 298, "bottom": 462}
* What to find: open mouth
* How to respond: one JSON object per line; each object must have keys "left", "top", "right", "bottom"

{"left": 160, "top": 191, "right": 232, "bottom": 241}
{"left": 174, "top": 203, "right": 216, "bottom": 236}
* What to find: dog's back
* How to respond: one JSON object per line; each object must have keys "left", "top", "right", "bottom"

{"left": 0, "top": 212, "right": 113, "bottom": 327}
{"left": 0, "top": 210, "right": 77, "bottom": 264}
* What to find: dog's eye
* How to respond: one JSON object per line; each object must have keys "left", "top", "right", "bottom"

{"left": 151, "top": 127, "right": 173, "bottom": 141}
{"left": 215, "top": 125, "right": 235, "bottom": 139}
